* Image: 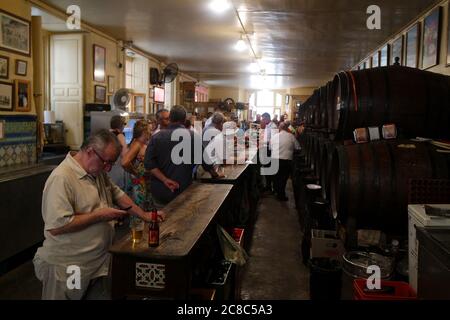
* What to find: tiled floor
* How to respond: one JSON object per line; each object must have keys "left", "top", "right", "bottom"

{"left": 240, "top": 180, "right": 310, "bottom": 300}
{"left": 0, "top": 180, "right": 310, "bottom": 300}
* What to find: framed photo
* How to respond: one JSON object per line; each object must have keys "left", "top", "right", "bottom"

{"left": 406, "top": 23, "right": 420, "bottom": 68}
{"left": 0, "top": 55, "right": 9, "bottom": 79}
{"left": 132, "top": 94, "right": 146, "bottom": 113}
{"left": 372, "top": 51, "right": 380, "bottom": 68}
{"left": 93, "top": 45, "right": 106, "bottom": 82}
{"left": 14, "top": 79, "right": 31, "bottom": 112}
{"left": 391, "top": 36, "right": 404, "bottom": 65}
{"left": 94, "top": 85, "right": 106, "bottom": 103}
{"left": 15, "top": 59, "right": 27, "bottom": 76}
{"left": 422, "top": 7, "right": 442, "bottom": 70}
{"left": 0, "top": 9, "right": 30, "bottom": 56}
{"left": 380, "top": 44, "right": 390, "bottom": 66}
{"left": 149, "top": 87, "right": 154, "bottom": 100}
{"left": 107, "top": 76, "right": 115, "bottom": 93}
{"left": 0, "top": 81, "right": 13, "bottom": 111}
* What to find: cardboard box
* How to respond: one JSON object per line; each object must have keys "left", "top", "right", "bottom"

{"left": 311, "top": 229, "right": 345, "bottom": 260}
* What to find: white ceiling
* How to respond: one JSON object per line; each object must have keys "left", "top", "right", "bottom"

{"left": 38, "top": 0, "right": 439, "bottom": 89}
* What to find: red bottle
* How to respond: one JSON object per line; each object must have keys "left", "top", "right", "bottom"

{"left": 148, "top": 209, "right": 159, "bottom": 247}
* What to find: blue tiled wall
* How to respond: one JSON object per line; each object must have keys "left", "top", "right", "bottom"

{"left": 0, "top": 115, "right": 37, "bottom": 168}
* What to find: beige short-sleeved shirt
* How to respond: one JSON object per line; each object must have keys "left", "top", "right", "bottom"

{"left": 35, "top": 152, "right": 125, "bottom": 280}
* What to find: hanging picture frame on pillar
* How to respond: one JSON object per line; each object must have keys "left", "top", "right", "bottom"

{"left": 93, "top": 44, "right": 106, "bottom": 82}
{"left": 406, "top": 23, "right": 420, "bottom": 68}
{"left": 391, "top": 36, "right": 404, "bottom": 65}
{"left": 422, "top": 6, "right": 442, "bottom": 70}
{"left": 372, "top": 51, "right": 380, "bottom": 68}
{"left": 380, "top": 44, "right": 390, "bottom": 66}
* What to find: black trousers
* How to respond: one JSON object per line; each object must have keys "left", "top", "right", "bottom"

{"left": 261, "top": 147, "right": 273, "bottom": 190}
{"left": 274, "top": 159, "right": 292, "bottom": 197}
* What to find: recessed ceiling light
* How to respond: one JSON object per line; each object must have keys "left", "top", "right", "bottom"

{"left": 209, "top": 0, "right": 231, "bottom": 14}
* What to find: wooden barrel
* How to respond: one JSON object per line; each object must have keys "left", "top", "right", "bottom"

{"left": 330, "top": 66, "right": 450, "bottom": 140}
{"left": 330, "top": 140, "right": 449, "bottom": 234}
{"left": 319, "top": 140, "right": 338, "bottom": 200}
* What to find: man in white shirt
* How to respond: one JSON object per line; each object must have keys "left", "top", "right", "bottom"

{"left": 204, "top": 102, "right": 225, "bottom": 128}
{"left": 204, "top": 121, "right": 238, "bottom": 165}
{"left": 261, "top": 113, "right": 278, "bottom": 193}
{"left": 271, "top": 122, "right": 301, "bottom": 201}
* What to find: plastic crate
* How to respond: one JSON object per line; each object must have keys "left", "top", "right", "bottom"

{"left": 353, "top": 279, "right": 417, "bottom": 300}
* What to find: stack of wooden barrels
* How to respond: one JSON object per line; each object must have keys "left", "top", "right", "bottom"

{"left": 297, "top": 65, "right": 450, "bottom": 240}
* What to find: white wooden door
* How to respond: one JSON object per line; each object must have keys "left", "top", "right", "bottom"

{"left": 50, "top": 34, "right": 83, "bottom": 149}
{"left": 131, "top": 55, "right": 148, "bottom": 113}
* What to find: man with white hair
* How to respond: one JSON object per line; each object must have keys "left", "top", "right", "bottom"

{"left": 33, "top": 129, "right": 163, "bottom": 300}
{"left": 204, "top": 121, "right": 239, "bottom": 165}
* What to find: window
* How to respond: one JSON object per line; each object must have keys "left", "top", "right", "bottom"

{"left": 125, "top": 57, "right": 133, "bottom": 89}
{"left": 257, "top": 90, "right": 274, "bottom": 107}
{"left": 275, "top": 93, "right": 282, "bottom": 107}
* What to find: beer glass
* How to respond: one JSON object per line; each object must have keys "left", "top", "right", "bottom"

{"left": 130, "top": 216, "right": 144, "bottom": 243}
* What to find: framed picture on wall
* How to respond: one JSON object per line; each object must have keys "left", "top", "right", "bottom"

{"left": 372, "top": 51, "right": 380, "bottom": 68}
{"left": 14, "top": 79, "right": 31, "bottom": 112}
{"left": 0, "top": 55, "right": 9, "bottom": 79}
{"left": 391, "top": 36, "right": 404, "bottom": 65}
{"left": 380, "top": 44, "right": 390, "bottom": 66}
{"left": 107, "top": 76, "right": 115, "bottom": 93}
{"left": 422, "top": 6, "right": 442, "bottom": 70}
{"left": 0, "top": 9, "right": 31, "bottom": 56}
{"left": 406, "top": 23, "right": 420, "bottom": 68}
{"left": 0, "top": 81, "right": 13, "bottom": 111}
{"left": 93, "top": 45, "right": 106, "bottom": 82}
{"left": 94, "top": 85, "right": 106, "bottom": 103}
{"left": 15, "top": 59, "right": 27, "bottom": 76}
{"left": 132, "top": 94, "right": 146, "bottom": 113}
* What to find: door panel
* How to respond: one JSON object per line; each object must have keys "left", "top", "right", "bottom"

{"left": 50, "top": 34, "right": 83, "bottom": 149}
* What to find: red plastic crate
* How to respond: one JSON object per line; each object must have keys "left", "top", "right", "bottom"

{"left": 353, "top": 279, "right": 417, "bottom": 300}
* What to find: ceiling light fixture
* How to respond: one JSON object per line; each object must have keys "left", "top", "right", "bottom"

{"left": 235, "top": 34, "right": 247, "bottom": 51}
{"left": 232, "top": 5, "right": 263, "bottom": 74}
{"left": 209, "top": 0, "right": 231, "bottom": 14}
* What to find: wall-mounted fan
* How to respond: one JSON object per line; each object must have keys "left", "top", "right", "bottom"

{"left": 150, "top": 63, "right": 179, "bottom": 86}
{"left": 111, "top": 88, "right": 131, "bottom": 111}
